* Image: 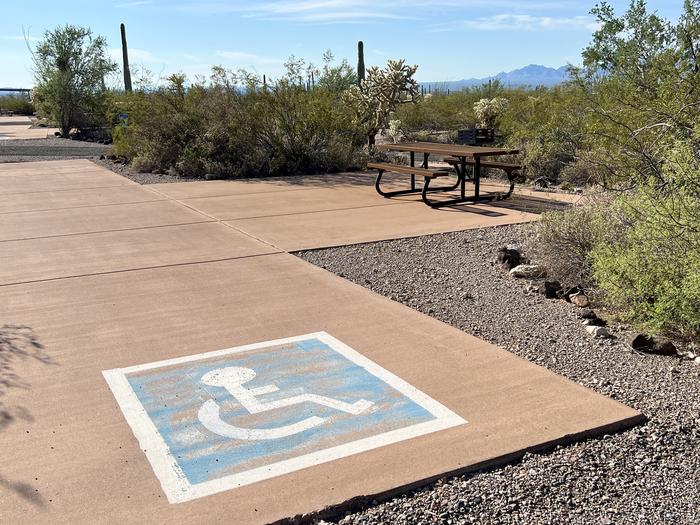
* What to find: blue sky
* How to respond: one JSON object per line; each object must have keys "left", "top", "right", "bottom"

{"left": 1, "top": 1, "right": 681, "bottom": 88}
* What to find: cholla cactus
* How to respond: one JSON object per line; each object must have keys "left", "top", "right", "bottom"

{"left": 473, "top": 97, "right": 509, "bottom": 129}
{"left": 387, "top": 119, "right": 403, "bottom": 143}
{"left": 344, "top": 59, "right": 420, "bottom": 147}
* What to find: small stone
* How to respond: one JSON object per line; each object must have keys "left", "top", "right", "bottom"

{"left": 569, "top": 291, "right": 590, "bottom": 308}
{"left": 630, "top": 334, "right": 677, "bottom": 355}
{"left": 586, "top": 325, "right": 611, "bottom": 338}
{"left": 630, "top": 333, "right": 654, "bottom": 351}
{"left": 495, "top": 247, "right": 522, "bottom": 271}
{"left": 510, "top": 264, "right": 547, "bottom": 279}
{"left": 579, "top": 309, "right": 596, "bottom": 319}
{"left": 538, "top": 280, "right": 562, "bottom": 299}
{"left": 653, "top": 339, "right": 677, "bottom": 356}
{"left": 562, "top": 285, "right": 584, "bottom": 302}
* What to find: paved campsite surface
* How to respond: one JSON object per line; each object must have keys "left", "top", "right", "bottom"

{"left": 0, "top": 160, "right": 641, "bottom": 524}
{"left": 0, "top": 116, "right": 60, "bottom": 142}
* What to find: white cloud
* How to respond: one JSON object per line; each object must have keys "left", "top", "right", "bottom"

{"left": 437, "top": 14, "right": 600, "bottom": 32}
{"left": 178, "top": 1, "right": 570, "bottom": 23}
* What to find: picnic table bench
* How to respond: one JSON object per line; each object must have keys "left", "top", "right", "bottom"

{"left": 372, "top": 142, "right": 520, "bottom": 208}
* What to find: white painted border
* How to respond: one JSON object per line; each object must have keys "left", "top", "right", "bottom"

{"left": 103, "top": 332, "right": 467, "bottom": 503}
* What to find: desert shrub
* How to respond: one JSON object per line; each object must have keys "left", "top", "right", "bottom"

{"left": 0, "top": 95, "right": 35, "bottom": 115}
{"left": 528, "top": 198, "right": 614, "bottom": 290}
{"left": 558, "top": 158, "right": 597, "bottom": 187}
{"left": 591, "top": 141, "right": 700, "bottom": 340}
{"left": 473, "top": 97, "right": 508, "bottom": 129}
{"left": 111, "top": 68, "right": 365, "bottom": 178}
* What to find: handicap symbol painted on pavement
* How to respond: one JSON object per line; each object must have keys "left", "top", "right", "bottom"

{"left": 103, "top": 332, "right": 466, "bottom": 503}
{"left": 198, "top": 366, "right": 374, "bottom": 440}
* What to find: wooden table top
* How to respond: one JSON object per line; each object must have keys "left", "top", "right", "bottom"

{"left": 376, "top": 142, "right": 519, "bottom": 157}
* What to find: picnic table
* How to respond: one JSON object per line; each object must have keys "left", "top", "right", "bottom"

{"left": 370, "top": 142, "right": 520, "bottom": 208}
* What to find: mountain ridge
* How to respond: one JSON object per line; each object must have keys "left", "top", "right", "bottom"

{"left": 423, "top": 64, "right": 570, "bottom": 90}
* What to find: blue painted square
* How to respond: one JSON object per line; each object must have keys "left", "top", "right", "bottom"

{"left": 125, "top": 335, "right": 438, "bottom": 486}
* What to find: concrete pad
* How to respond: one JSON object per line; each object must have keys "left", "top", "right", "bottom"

{"left": 0, "top": 159, "right": 104, "bottom": 173}
{"left": 228, "top": 202, "right": 539, "bottom": 251}
{"left": 148, "top": 172, "right": 394, "bottom": 200}
{"left": 0, "top": 253, "right": 642, "bottom": 524}
{"left": 0, "top": 186, "right": 165, "bottom": 214}
{"left": 0, "top": 222, "right": 279, "bottom": 286}
{"left": 0, "top": 200, "right": 212, "bottom": 241}
{"left": 0, "top": 160, "right": 134, "bottom": 194}
{"left": 0, "top": 116, "right": 58, "bottom": 140}
{"left": 180, "top": 186, "right": 405, "bottom": 221}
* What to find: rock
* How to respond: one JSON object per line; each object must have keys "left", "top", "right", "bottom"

{"left": 205, "top": 173, "right": 222, "bottom": 180}
{"left": 538, "top": 280, "right": 562, "bottom": 299}
{"left": 630, "top": 333, "right": 654, "bottom": 351}
{"left": 569, "top": 291, "right": 590, "bottom": 308}
{"left": 495, "top": 247, "right": 522, "bottom": 270}
{"left": 533, "top": 177, "right": 549, "bottom": 189}
{"left": 510, "top": 264, "right": 547, "bottom": 279}
{"left": 579, "top": 309, "right": 596, "bottom": 319}
{"left": 653, "top": 339, "right": 677, "bottom": 356}
{"left": 583, "top": 316, "right": 607, "bottom": 327}
{"left": 630, "top": 334, "right": 677, "bottom": 356}
{"left": 586, "top": 325, "right": 611, "bottom": 338}
{"left": 563, "top": 285, "right": 584, "bottom": 302}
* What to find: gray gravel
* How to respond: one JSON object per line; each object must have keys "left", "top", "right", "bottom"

{"left": 91, "top": 158, "right": 200, "bottom": 184}
{"left": 0, "top": 137, "right": 110, "bottom": 162}
{"left": 297, "top": 224, "right": 700, "bottom": 525}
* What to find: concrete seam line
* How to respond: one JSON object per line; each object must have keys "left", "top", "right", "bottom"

{"left": 0, "top": 219, "right": 216, "bottom": 244}
{"left": 0, "top": 251, "right": 285, "bottom": 288}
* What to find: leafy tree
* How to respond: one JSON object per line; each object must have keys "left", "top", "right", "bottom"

{"left": 316, "top": 50, "right": 357, "bottom": 92}
{"left": 344, "top": 59, "right": 421, "bottom": 147}
{"left": 32, "top": 25, "right": 116, "bottom": 137}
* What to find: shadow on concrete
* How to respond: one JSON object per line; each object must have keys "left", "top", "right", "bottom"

{"left": 0, "top": 324, "right": 56, "bottom": 507}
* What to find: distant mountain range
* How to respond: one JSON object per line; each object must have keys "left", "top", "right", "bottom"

{"left": 423, "top": 64, "right": 570, "bottom": 91}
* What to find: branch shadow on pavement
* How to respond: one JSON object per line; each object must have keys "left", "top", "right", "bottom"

{"left": 0, "top": 324, "right": 57, "bottom": 507}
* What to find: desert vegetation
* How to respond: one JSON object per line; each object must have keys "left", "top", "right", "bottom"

{"left": 0, "top": 94, "right": 35, "bottom": 115}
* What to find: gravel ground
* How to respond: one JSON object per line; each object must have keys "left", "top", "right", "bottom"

{"left": 297, "top": 224, "right": 700, "bottom": 525}
{"left": 92, "top": 158, "right": 200, "bottom": 184}
{"left": 0, "top": 137, "right": 110, "bottom": 162}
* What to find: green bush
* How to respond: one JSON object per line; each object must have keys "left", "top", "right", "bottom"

{"left": 528, "top": 198, "right": 613, "bottom": 290}
{"left": 111, "top": 71, "right": 365, "bottom": 178}
{"left": 0, "top": 95, "right": 35, "bottom": 115}
{"left": 591, "top": 142, "right": 700, "bottom": 340}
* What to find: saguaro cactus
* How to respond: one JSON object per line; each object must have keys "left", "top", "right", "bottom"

{"left": 120, "top": 23, "right": 132, "bottom": 92}
{"left": 357, "top": 41, "right": 365, "bottom": 86}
